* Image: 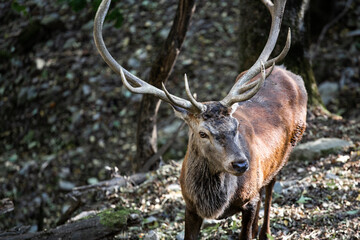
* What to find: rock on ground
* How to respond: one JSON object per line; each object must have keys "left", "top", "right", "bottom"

{"left": 291, "top": 137, "right": 352, "bottom": 161}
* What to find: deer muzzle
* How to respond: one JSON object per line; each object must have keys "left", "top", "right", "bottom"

{"left": 231, "top": 159, "right": 249, "bottom": 175}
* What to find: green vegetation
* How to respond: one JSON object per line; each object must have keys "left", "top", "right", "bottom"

{"left": 99, "top": 207, "right": 139, "bottom": 228}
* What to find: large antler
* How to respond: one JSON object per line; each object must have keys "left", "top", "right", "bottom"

{"left": 94, "top": 0, "right": 205, "bottom": 113}
{"left": 220, "top": 0, "right": 291, "bottom": 107}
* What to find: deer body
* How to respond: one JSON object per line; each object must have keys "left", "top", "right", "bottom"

{"left": 180, "top": 66, "right": 307, "bottom": 239}
{"left": 94, "top": 0, "right": 307, "bottom": 239}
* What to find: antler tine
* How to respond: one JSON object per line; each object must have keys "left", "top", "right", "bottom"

{"left": 119, "top": 67, "right": 192, "bottom": 110}
{"left": 225, "top": 62, "right": 267, "bottom": 106}
{"left": 184, "top": 74, "right": 206, "bottom": 112}
{"left": 265, "top": 28, "right": 291, "bottom": 68}
{"left": 266, "top": 61, "right": 276, "bottom": 78}
{"left": 161, "top": 82, "right": 185, "bottom": 108}
{"left": 95, "top": 0, "right": 204, "bottom": 113}
{"left": 221, "top": 0, "right": 288, "bottom": 107}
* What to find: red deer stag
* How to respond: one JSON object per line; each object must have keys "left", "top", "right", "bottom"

{"left": 94, "top": 0, "right": 307, "bottom": 239}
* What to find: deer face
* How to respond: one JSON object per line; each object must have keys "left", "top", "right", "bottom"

{"left": 178, "top": 102, "right": 250, "bottom": 176}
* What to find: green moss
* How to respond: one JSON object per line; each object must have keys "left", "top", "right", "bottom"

{"left": 98, "top": 207, "right": 139, "bottom": 229}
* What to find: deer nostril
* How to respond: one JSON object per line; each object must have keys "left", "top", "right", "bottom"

{"left": 231, "top": 160, "right": 249, "bottom": 174}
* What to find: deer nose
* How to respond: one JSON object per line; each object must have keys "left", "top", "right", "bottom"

{"left": 231, "top": 160, "right": 249, "bottom": 174}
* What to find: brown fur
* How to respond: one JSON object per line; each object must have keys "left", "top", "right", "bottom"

{"left": 180, "top": 66, "right": 307, "bottom": 239}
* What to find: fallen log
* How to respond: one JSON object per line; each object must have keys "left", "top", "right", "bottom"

{"left": 55, "top": 173, "right": 147, "bottom": 227}
{"left": 0, "top": 207, "right": 140, "bottom": 240}
{"left": 70, "top": 173, "right": 147, "bottom": 197}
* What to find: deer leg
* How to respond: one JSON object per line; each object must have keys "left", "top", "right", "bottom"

{"left": 184, "top": 207, "right": 203, "bottom": 240}
{"left": 259, "top": 177, "right": 276, "bottom": 240}
{"left": 240, "top": 196, "right": 260, "bottom": 240}
{"left": 252, "top": 188, "right": 263, "bottom": 239}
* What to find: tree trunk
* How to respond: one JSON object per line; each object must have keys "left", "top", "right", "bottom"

{"left": 133, "top": 0, "right": 196, "bottom": 172}
{"left": 238, "top": 0, "right": 323, "bottom": 106}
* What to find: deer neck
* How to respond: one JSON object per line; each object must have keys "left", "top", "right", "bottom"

{"left": 184, "top": 145, "right": 237, "bottom": 219}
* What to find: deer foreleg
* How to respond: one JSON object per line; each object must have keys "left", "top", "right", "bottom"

{"left": 184, "top": 207, "right": 203, "bottom": 240}
{"left": 240, "top": 196, "right": 260, "bottom": 240}
{"left": 252, "top": 188, "right": 263, "bottom": 239}
{"left": 259, "top": 177, "right": 276, "bottom": 240}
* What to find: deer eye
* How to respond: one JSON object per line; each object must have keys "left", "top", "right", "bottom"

{"left": 199, "top": 131, "right": 208, "bottom": 138}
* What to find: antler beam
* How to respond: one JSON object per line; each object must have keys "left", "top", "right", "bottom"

{"left": 94, "top": 0, "right": 290, "bottom": 113}
{"left": 221, "top": 0, "right": 290, "bottom": 107}
{"left": 94, "top": 0, "right": 205, "bottom": 114}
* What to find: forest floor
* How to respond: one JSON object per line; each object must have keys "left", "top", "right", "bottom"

{"left": 0, "top": 0, "right": 359, "bottom": 239}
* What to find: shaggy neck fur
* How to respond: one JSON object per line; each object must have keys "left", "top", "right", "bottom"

{"left": 185, "top": 145, "right": 237, "bottom": 219}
